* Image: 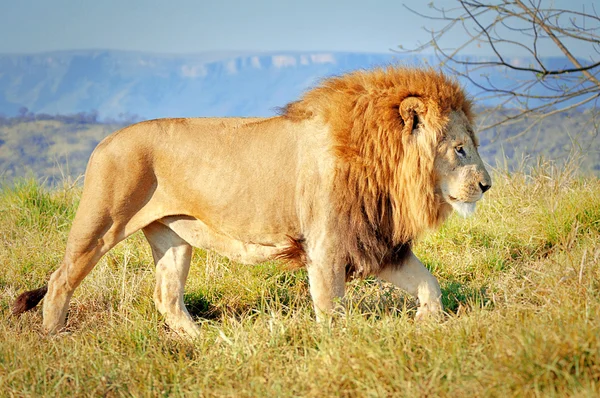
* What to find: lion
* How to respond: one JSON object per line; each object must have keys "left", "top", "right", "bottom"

{"left": 13, "top": 66, "right": 491, "bottom": 337}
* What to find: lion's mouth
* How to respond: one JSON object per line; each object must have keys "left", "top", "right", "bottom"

{"left": 442, "top": 193, "right": 477, "bottom": 217}
{"left": 447, "top": 195, "right": 479, "bottom": 204}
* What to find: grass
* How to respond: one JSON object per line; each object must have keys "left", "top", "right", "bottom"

{"left": 1, "top": 158, "right": 599, "bottom": 397}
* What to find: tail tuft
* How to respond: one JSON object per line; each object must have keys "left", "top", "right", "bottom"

{"left": 12, "top": 285, "right": 48, "bottom": 316}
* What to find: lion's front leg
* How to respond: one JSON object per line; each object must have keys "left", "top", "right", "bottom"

{"left": 305, "top": 240, "right": 346, "bottom": 322}
{"left": 306, "top": 262, "right": 346, "bottom": 322}
{"left": 377, "top": 250, "right": 443, "bottom": 320}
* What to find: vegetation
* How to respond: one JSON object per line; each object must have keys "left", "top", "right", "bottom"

{"left": 1, "top": 155, "right": 599, "bottom": 396}
{"left": 478, "top": 107, "right": 600, "bottom": 174}
{"left": 1, "top": 109, "right": 599, "bottom": 186}
{"left": 0, "top": 115, "right": 125, "bottom": 185}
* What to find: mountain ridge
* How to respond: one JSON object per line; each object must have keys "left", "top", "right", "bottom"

{"left": 0, "top": 50, "right": 584, "bottom": 120}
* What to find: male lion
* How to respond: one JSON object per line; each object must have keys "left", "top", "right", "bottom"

{"left": 13, "top": 67, "right": 491, "bottom": 337}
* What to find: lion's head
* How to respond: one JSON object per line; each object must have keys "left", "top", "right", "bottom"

{"left": 432, "top": 109, "right": 491, "bottom": 217}
{"left": 282, "top": 66, "right": 491, "bottom": 276}
{"left": 398, "top": 96, "right": 491, "bottom": 219}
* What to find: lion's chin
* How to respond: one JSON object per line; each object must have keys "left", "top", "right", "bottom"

{"left": 450, "top": 201, "right": 477, "bottom": 218}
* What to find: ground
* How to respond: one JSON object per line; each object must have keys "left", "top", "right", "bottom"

{"left": 0, "top": 156, "right": 599, "bottom": 396}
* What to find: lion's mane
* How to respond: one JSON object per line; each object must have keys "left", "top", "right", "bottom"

{"left": 280, "top": 66, "right": 473, "bottom": 277}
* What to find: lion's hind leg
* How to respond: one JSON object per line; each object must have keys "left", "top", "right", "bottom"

{"left": 41, "top": 194, "right": 158, "bottom": 333}
{"left": 143, "top": 222, "right": 200, "bottom": 338}
{"left": 42, "top": 216, "right": 131, "bottom": 334}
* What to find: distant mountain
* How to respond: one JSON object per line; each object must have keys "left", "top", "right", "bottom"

{"left": 0, "top": 50, "right": 397, "bottom": 119}
{"left": 0, "top": 50, "right": 584, "bottom": 120}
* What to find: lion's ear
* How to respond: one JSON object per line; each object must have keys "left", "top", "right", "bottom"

{"left": 399, "top": 97, "right": 426, "bottom": 133}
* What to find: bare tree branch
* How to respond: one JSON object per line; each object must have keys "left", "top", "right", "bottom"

{"left": 401, "top": 0, "right": 600, "bottom": 135}
{"left": 514, "top": 0, "right": 600, "bottom": 86}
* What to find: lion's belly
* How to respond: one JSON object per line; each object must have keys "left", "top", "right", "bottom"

{"left": 186, "top": 170, "right": 298, "bottom": 238}
{"left": 158, "top": 215, "right": 289, "bottom": 264}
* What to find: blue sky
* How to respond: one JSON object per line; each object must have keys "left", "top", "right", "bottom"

{"left": 1, "top": 0, "right": 595, "bottom": 56}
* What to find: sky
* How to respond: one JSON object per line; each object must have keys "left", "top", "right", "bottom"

{"left": 0, "top": 0, "right": 596, "bottom": 57}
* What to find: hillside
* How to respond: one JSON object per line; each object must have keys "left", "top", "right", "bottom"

{"left": 1, "top": 161, "right": 599, "bottom": 395}
{"left": 477, "top": 108, "right": 600, "bottom": 175}
{"left": 1, "top": 108, "right": 598, "bottom": 185}
{"left": 0, "top": 115, "right": 123, "bottom": 184}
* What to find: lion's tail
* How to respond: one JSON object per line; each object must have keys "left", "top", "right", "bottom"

{"left": 12, "top": 285, "right": 48, "bottom": 316}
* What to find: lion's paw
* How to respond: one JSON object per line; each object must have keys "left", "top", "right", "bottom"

{"left": 415, "top": 301, "right": 444, "bottom": 322}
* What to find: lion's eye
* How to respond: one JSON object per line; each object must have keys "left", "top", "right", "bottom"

{"left": 455, "top": 146, "right": 466, "bottom": 157}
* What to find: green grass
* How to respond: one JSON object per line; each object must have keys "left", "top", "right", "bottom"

{"left": 1, "top": 159, "right": 599, "bottom": 396}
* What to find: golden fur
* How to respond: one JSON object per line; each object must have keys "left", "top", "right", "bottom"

{"left": 13, "top": 66, "right": 491, "bottom": 336}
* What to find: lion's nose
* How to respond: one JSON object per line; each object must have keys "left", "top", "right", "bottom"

{"left": 479, "top": 182, "right": 491, "bottom": 193}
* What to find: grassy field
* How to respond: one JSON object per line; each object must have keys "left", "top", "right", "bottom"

{"left": 1, "top": 158, "right": 599, "bottom": 397}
